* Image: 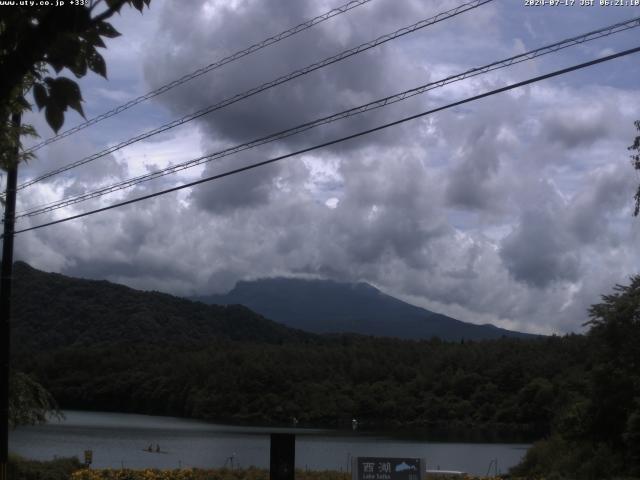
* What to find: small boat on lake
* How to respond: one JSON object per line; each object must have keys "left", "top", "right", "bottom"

{"left": 142, "top": 444, "right": 168, "bottom": 454}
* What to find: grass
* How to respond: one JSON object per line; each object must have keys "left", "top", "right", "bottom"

{"left": 8, "top": 454, "right": 84, "bottom": 480}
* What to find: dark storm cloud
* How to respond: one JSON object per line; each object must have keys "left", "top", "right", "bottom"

{"left": 16, "top": 194, "right": 218, "bottom": 294}
{"left": 142, "top": 0, "right": 445, "bottom": 150}
{"left": 498, "top": 163, "right": 636, "bottom": 290}
{"left": 543, "top": 105, "right": 613, "bottom": 150}
{"left": 13, "top": 0, "right": 640, "bottom": 336}
{"left": 19, "top": 117, "right": 126, "bottom": 189}
{"left": 318, "top": 151, "right": 453, "bottom": 271}
{"left": 445, "top": 123, "right": 504, "bottom": 212}
{"left": 15, "top": 130, "right": 127, "bottom": 218}
{"left": 137, "top": 0, "right": 457, "bottom": 217}
{"left": 500, "top": 206, "right": 581, "bottom": 288}
{"left": 566, "top": 162, "right": 636, "bottom": 246}
{"left": 190, "top": 152, "right": 283, "bottom": 214}
{"left": 61, "top": 256, "right": 188, "bottom": 287}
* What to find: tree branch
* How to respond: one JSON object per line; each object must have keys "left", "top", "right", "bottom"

{"left": 90, "top": 0, "right": 129, "bottom": 25}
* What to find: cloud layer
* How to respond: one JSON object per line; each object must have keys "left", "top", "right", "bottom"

{"left": 13, "top": 0, "right": 640, "bottom": 334}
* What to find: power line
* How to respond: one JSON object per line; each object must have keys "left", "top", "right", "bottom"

{"left": 23, "top": 0, "right": 374, "bottom": 155}
{"left": 15, "top": 0, "right": 493, "bottom": 191}
{"left": 16, "top": 15, "right": 640, "bottom": 219}
{"left": 12, "top": 45, "right": 640, "bottom": 236}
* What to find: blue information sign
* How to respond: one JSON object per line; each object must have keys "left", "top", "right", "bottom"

{"left": 352, "top": 457, "right": 424, "bottom": 480}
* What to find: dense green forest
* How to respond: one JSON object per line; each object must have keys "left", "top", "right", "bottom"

{"left": 511, "top": 276, "right": 640, "bottom": 479}
{"left": 16, "top": 335, "right": 586, "bottom": 439}
{"left": 11, "top": 263, "right": 583, "bottom": 438}
{"left": 9, "top": 263, "right": 640, "bottom": 478}
{"left": 10, "top": 262, "right": 311, "bottom": 352}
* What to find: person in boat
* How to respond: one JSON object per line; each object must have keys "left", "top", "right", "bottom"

{"left": 156, "top": 444, "right": 160, "bottom": 452}
{"left": 147, "top": 444, "right": 153, "bottom": 452}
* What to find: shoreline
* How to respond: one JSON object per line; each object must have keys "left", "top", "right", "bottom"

{"left": 41, "top": 409, "right": 540, "bottom": 445}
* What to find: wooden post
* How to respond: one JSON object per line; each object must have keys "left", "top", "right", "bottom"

{"left": 0, "top": 112, "right": 20, "bottom": 480}
{"left": 270, "top": 433, "right": 295, "bottom": 480}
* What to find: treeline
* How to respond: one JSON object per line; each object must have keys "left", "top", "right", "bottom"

{"left": 16, "top": 334, "right": 587, "bottom": 441}
{"left": 10, "top": 261, "right": 589, "bottom": 440}
{"left": 10, "top": 262, "right": 640, "bottom": 477}
{"left": 511, "top": 276, "right": 640, "bottom": 479}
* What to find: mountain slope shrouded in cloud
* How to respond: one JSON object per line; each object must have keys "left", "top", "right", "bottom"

{"left": 194, "top": 277, "right": 536, "bottom": 341}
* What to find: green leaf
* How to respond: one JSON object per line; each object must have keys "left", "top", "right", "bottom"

{"left": 87, "top": 49, "right": 107, "bottom": 78}
{"left": 105, "top": 0, "right": 125, "bottom": 9}
{"left": 46, "top": 55, "right": 65, "bottom": 74}
{"left": 68, "top": 43, "right": 89, "bottom": 78}
{"left": 67, "top": 98, "right": 85, "bottom": 118}
{"left": 48, "top": 77, "right": 85, "bottom": 119}
{"left": 17, "top": 95, "right": 32, "bottom": 111}
{"left": 32, "top": 83, "right": 47, "bottom": 110}
{"left": 81, "top": 30, "right": 106, "bottom": 49}
{"left": 96, "top": 21, "right": 121, "bottom": 39}
{"left": 71, "top": 6, "right": 92, "bottom": 31}
{"left": 69, "top": 56, "right": 88, "bottom": 78}
{"left": 45, "top": 104, "right": 64, "bottom": 133}
{"left": 49, "top": 77, "right": 82, "bottom": 102}
{"left": 45, "top": 33, "right": 83, "bottom": 77}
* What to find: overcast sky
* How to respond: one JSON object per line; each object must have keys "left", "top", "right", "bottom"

{"left": 12, "top": 0, "right": 640, "bottom": 334}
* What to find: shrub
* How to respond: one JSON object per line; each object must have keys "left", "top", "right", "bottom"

{"left": 8, "top": 454, "right": 84, "bottom": 480}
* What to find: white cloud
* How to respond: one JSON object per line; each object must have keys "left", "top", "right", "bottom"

{"left": 13, "top": 0, "right": 640, "bottom": 335}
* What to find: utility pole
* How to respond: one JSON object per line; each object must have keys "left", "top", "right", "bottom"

{"left": 0, "top": 112, "right": 20, "bottom": 480}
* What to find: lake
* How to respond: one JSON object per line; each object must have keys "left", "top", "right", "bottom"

{"left": 9, "top": 411, "right": 530, "bottom": 476}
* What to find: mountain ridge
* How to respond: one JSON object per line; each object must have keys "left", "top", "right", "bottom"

{"left": 194, "top": 276, "right": 536, "bottom": 341}
{"left": 10, "top": 262, "right": 575, "bottom": 440}
{"left": 10, "top": 261, "right": 315, "bottom": 354}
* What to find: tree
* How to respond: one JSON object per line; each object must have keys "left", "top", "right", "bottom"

{"left": 8, "top": 371, "right": 61, "bottom": 428}
{"left": 585, "top": 275, "right": 640, "bottom": 371}
{"left": 1, "top": 4, "right": 152, "bottom": 479}
{"left": 629, "top": 122, "right": 640, "bottom": 216}
{"left": 512, "top": 277, "right": 640, "bottom": 478}
{"left": 584, "top": 276, "right": 640, "bottom": 450}
{"left": 0, "top": 0, "right": 151, "bottom": 165}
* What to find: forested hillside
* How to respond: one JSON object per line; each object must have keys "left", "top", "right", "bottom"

{"left": 17, "top": 335, "right": 586, "bottom": 440}
{"left": 10, "top": 264, "right": 585, "bottom": 440}
{"left": 9, "top": 263, "right": 640, "bottom": 477}
{"left": 11, "top": 262, "right": 312, "bottom": 353}
{"left": 511, "top": 276, "right": 640, "bottom": 479}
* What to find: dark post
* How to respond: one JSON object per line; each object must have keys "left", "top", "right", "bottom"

{"left": 270, "top": 433, "right": 295, "bottom": 480}
{"left": 0, "top": 112, "right": 20, "bottom": 480}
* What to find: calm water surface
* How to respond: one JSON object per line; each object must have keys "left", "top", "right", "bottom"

{"left": 10, "top": 411, "right": 529, "bottom": 476}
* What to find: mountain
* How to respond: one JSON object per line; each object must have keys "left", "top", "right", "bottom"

{"left": 9, "top": 262, "right": 533, "bottom": 357}
{"left": 193, "top": 277, "right": 536, "bottom": 341}
{"left": 8, "top": 262, "right": 576, "bottom": 438}
{"left": 10, "top": 262, "right": 314, "bottom": 354}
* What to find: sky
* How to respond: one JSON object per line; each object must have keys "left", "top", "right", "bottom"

{"left": 11, "top": 0, "right": 640, "bottom": 335}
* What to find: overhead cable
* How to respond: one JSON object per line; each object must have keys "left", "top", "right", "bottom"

{"left": 16, "top": 0, "right": 493, "bottom": 191}
{"left": 12, "top": 44, "right": 640, "bottom": 236}
{"left": 23, "top": 0, "right": 374, "bottom": 154}
{"left": 16, "top": 15, "right": 640, "bottom": 219}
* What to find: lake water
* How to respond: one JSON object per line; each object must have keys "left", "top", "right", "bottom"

{"left": 9, "top": 411, "right": 530, "bottom": 476}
